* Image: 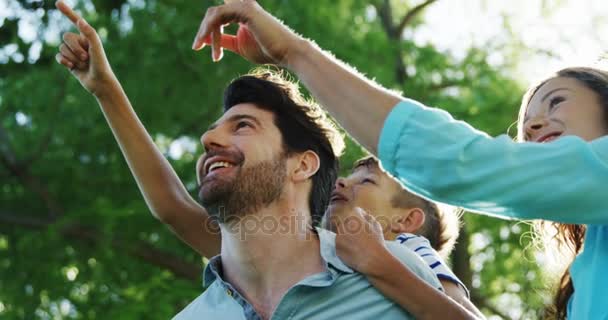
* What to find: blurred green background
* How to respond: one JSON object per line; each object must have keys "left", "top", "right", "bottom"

{"left": 2, "top": 0, "right": 605, "bottom": 319}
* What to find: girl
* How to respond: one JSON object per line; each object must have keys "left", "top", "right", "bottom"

{"left": 376, "top": 67, "right": 607, "bottom": 319}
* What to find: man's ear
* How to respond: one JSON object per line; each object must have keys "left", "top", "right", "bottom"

{"left": 390, "top": 208, "right": 426, "bottom": 234}
{"left": 291, "top": 150, "right": 320, "bottom": 182}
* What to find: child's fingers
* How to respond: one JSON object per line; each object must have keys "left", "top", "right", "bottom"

{"left": 59, "top": 44, "right": 80, "bottom": 66}
{"left": 59, "top": 43, "right": 86, "bottom": 69}
{"left": 76, "top": 19, "right": 102, "bottom": 54}
{"left": 78, "top": 33, "right": 90, "bottom": 52}
{"left": 55, "top": 53, "right": 74, "bottom": 70}
{"left": 56, "top": 2, "right": 99, "bottom": 57}
{"left": 56, "top": 0, "right": 81, "bottom": 25}
{"left": 62, "top": 32, "right": 88, "bottom": 61}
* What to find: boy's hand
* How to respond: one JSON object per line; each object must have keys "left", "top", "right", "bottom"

{"left": 331, "top": 203, "right": 389, "bottom": 275}
{"left": 55, "top": 1, "right": 116, "bottom": 97}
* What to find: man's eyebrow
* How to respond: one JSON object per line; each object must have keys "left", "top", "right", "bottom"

{"left": 207, "top": 114, "right": 262, "bottom": 131}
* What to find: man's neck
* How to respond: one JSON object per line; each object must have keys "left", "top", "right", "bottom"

{"left": 219, "top": 203, "right": 325, "bottom": 320}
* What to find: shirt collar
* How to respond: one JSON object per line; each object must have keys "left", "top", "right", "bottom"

{"left": 316, "top": 227, "right": 354, "bottom": 273}
{"left": 202, "top": 227, "right": 354, "bottom": 287}
{"left": 203, "top": 254, "right": 223, "bottom": 288}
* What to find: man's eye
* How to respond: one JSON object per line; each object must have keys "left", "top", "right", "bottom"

{"left": 362, "top": 178, "right": 376, "bottom": 184}
{"left": 236, "top": 121, "right": 252, "bottom": 130}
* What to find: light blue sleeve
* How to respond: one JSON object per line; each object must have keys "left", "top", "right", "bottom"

{"left": 378, "top": 99, "right": 608, "bottom": 224}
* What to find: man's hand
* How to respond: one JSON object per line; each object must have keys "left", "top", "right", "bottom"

{"left": 191, "top": 0, "right": 303, "bottom": 66}
{"left": 55, "top": 1, "right": 116, "bottom": 97}
{"left": 331, "top": 203, "right": 389, "bottom": 275}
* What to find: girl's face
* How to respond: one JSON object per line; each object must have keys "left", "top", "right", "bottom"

{"left": 523, "top": 77, "right": 608, "bottom": 142}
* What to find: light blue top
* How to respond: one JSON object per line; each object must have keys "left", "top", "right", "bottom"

{"left": 378, "top": 100, "right": 608, "bottom": 319}
{"left": 173, "top": 228, "right": 441, "bottom": 320}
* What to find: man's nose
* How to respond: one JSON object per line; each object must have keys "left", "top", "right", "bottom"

{"left": 200, "top": 127, "right": 228, "bottom": 153}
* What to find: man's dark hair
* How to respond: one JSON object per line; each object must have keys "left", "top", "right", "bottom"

{"left": 223, "top": 69, "right": 344, "bottom": 226}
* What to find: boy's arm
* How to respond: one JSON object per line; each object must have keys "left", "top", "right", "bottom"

{"left": 94, "top": 82, "right": 220, "bottom": 258}
{"left": 441, "top": 280, "right": 485, "bottom": 319}
{"left": 331, "top": 206, "right": 481, "bottom": 320}
{"left": 55, "top": 1, "right": 221, "bottom": 257}
{"left": 397, "top": 234, "right": 484, "bottom": 318}
{"left": 365, "top": 250, "right": 481, "bottom": 320}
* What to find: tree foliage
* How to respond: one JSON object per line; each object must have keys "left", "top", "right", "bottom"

{"left": 1, "top": 0, "right": 550, "bottom": 318}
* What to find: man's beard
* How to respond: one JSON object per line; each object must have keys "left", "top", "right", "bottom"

{"left": 198, "top": 153, "right": 287, "bottom": 224}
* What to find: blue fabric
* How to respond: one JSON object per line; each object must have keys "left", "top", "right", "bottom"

{"left": 379, "top": 100, "right": 608, "bottom": 224}
{"left": 567, "top": 225, "right": 608, "bottom": 319}
{"left": 378, "top": 100, "right": 608, "bottom": 319}
{"left": 173, "top": 228, "right": 441, "bottom": 320}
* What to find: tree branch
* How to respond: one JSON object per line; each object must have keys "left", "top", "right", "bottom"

{"left": 472, "top": 293, "right": 512, "bottom": 319}
{"left": 0, "top": 125, "right": 18, "bottom": 166}
{"left": 375, "top": 0, "right": 396, "bottom": 38}
{"left": 428, "top": 79, "right": 465, "bottom": 91}
{"left": 23, "top": 77, "right": 68, "bottom": 168}
{"left": 374, "top": 1, "right": 408, "bottom": 84}
{"left": 376, "top": 0, "right": 440, "bottom": 85}
{"left": 452, "top": 222, "right": 473, "bottom": 290}
{"left": 0, "top": 210, "right": 201, "bottom": 282}
{"left": 396, "top": 0, "right": 438, "bottom": 37}
{"left": 0, "top": 125, "right": 64, "bottom": 216}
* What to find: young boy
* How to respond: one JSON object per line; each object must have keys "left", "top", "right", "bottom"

{"left": 324, "top": 156, "right": 483, "bottom": 317}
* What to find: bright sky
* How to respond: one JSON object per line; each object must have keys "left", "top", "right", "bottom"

{"left": 412, "top": 0, "right": 608, "bottom": 86}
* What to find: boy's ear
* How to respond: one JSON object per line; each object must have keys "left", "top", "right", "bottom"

{"left": 390, "top": 208, "right": 426, "bottom": 234}
{"left": 291, "top": 150, "right": 320, "bottom": 182}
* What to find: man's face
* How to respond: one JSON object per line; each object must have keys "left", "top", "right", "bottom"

{"left": 324, "top": 165, "right": 402, "bottom": 236}
{"left": 196, "top": 103, "right": 287, "bottom": 222}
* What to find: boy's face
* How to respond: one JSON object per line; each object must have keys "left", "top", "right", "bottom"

{"left": 325, "top": 164, "right": 402, "bottom": 239}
